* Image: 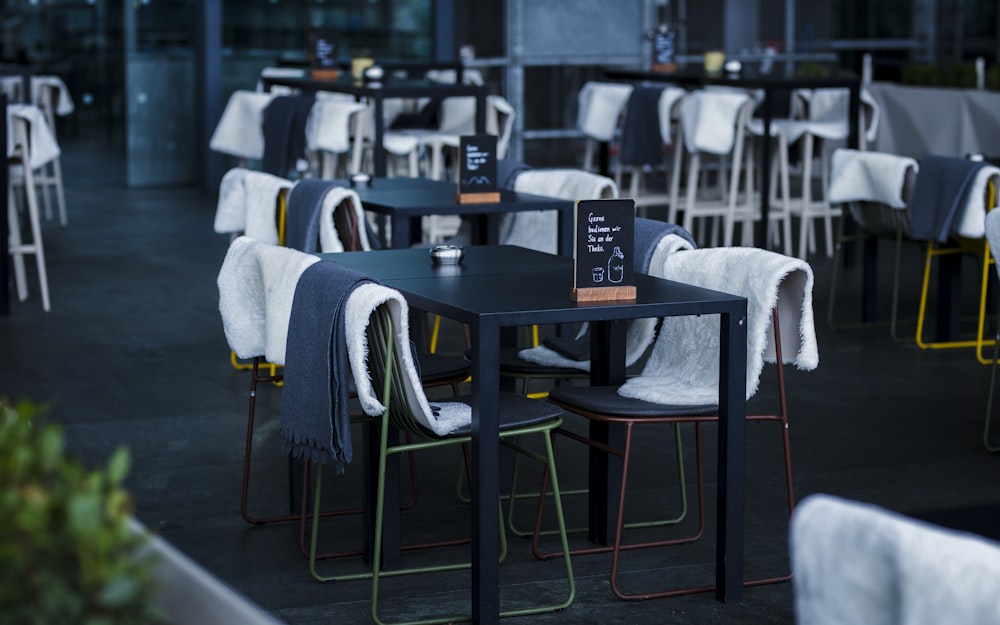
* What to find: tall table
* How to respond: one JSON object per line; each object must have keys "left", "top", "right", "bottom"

{"left": 329, "top": 245, "right": 749, "bottom": 624}
{"left": 344, "top": 177, "right": 575, "bottom": 254}
{"left": 260, "top": 73, "right": 487, "bottom": 178}
{"left": 603, "top": 68, "right": 862, "bottom": 247}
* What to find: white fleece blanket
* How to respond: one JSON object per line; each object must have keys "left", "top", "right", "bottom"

{"left": 209, "top": 90, "right": 275, "bottom": 160}
{"left": 577, "top": 82, "right": 634, "bottom": 142}
{"left": 499, "top": 168, "right": 619, "bottom": 254}
{"left": 318, "top": 186, "right": 372, "bottom": 253}
{"left": 952, "top": 165, "right": 1000, "bottom": 239}
{"left": 346, "top": 283, "right": 470, "bottom": 435}
{"left": 6, "top": 104, "right": 60, "bottom": 169}
{"left": 792, "top": 494, "right": 1000, "bottom": 625}
{"left": 618, "top": 247, "right": 818, "bottom": 405}
{"left": 828, "top": 148, "right": 918, "bottom": 210}
{"left": 516, "top": 232, "right": 695, "bottom": 371}
{"left": 658, "top": 87, "right": 687, "bottom": 146}
{"left": 217, "top": 236, "right": 319, "bottom": 365}
{"left": 305, "top": 97, "right": 367, "bottom": 154}
{"left": 214, "top": 168, "right": 293, "bottom": 244}
{"left": 680, "top": 90, "right": 752, "bottom": 155}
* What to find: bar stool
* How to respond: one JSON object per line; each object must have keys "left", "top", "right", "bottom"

{"left": 33, "top": 81, "right": 68, "bottom": 226}
{"left": 7, "top": 108, "right": 52, "bottom": 312}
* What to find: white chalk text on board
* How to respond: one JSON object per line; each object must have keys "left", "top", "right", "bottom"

{"left": 457, "top": 134, "right": 500, "bottom": 204}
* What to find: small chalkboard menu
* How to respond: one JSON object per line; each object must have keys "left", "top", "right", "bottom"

{"left": 456, "top": 134, "right": 500, "bottom": 204}
{"left": 651, "top": 25, "right": 677, "bottom": 73}
{"left": 307, "top": 28, "right": 340, "bottom": 79}
{"left": 572, "top": 198, "right": 636, "bottom": 302}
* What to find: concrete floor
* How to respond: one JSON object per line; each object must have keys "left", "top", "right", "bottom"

{"left": 4, "top": 135, "right": 1000, "bottom": 624}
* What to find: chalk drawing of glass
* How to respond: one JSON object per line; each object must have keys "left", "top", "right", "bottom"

{"left": 591, "top": 266, "right": 605, "bottom": 283}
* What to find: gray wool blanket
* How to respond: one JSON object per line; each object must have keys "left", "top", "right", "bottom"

{"left": 280, "top": 260, "right": 373, "bottom": 471}
{"left": 909, "top": 155, "right": 989, "bottom": 243}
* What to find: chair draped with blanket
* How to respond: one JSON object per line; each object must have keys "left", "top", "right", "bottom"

{"left": 532, "top": 246, "right": 819, "bottom": 600}
{"left": 217, "top": 236, "right": 326, "bottom": 526}
{"left": 825, "top": 148, "right": 918, "bottom": 340}
{"left": 906, "top": 154, "right": 1000, "bottom": 359}
{"left": 214, "top": 167, "right": 293, "bottom": 373}
{"left": 303, "top": 281, "right": 576, "bottom": 625}
{"left": 791, "top": 494, "right": 1000, "bottom": 625}
{"left": 500, "top": 217, "right": 697, "bottom": 539}
{"left": 671, "top": 88, "right": 761, "bottom": 248}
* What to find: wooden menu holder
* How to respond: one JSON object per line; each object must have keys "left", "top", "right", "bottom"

{"left": 310, "top": 68, "right": 340, "bottom": 80}
{"left": 651, "top": 62, "right": 677, "bottom": 73}
{"left": 456, "top": 191, "right": 501, "bottom": 204}
{"left": 571, "top": 285, "right": 637, "bottom": 303}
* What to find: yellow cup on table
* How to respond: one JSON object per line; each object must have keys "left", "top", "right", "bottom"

{"left": 704, "top": 50, "right": 725, "bottom": 75}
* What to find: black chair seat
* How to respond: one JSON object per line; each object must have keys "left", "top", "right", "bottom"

{"left": 548, "top": 385, "right": 717, "bottom": 419}
{"left": 416, "top": 352, "right": 471, "bottom": 385}
{"left": 443, "top": 392, "right": 565, "bottom": 436}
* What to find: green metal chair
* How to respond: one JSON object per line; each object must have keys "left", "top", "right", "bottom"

{"left": 308, "top": 297, "right": 575, "bottom": 625}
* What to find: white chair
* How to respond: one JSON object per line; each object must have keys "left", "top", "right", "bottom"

{"left": 7, "top": 105, "right": 59, "bottom": 312}
{"left": 349, "top": 103, "right": 421, "bottom": 178}
{"left": 780, "top": 87, "right": 881, "bottom": 259}
{"left": 29, "top": 79, "right": 70, "bottom": 226}
{"left": 576, "top": 81, "right": 633, "bottom": 173}
{"left": 792, "top": 494, "right": 1000, "bottom": 625}
{"left": 304, "top": 93, "right": 368, "bottom": 179}
{"left": 618, "top": 86, "right": 687, "bottom": 216}
{"left": 673, "top": 89, "right": 761, "bottom": 248}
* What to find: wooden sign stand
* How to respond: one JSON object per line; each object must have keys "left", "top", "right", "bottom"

{"left": 571, "top": 285, "right": 636, "bottom": 302}
{"left": 457, "top": 191, "right": 501, "bottom": 204}
{"left": 651, "top": 62, "right": 677, "bottom": 73}
{"left": 310, "top": 68, "right": 340, "bottom": 80}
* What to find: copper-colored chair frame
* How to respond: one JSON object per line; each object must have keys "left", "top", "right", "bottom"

{"left": 534, "top": 308, "right": 795, "bottom": 600}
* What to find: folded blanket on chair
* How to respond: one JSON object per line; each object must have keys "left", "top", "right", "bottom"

{"left": 620, "top": 86, "right": 665, "bottom": 166}
{"left": 281, "top": 261, "right": 373, "bottom": 471}
{"left": 216, "top": 236, "right": 319, "bottom": 364}
{"left": 828, "top": 148, "right": 917, "bottom": 210}
{"left": 261, "top": 93, "right": 315, "bottom": 177}
{"left": 909, "top": 155, "right": 991, "bottom": 243}
{"left": 517, "top": 218, "right": 696, "bottom": 371}
{"left": 347, "top": 283, "right": 471, "bottom": 435}
{"left": 214, "top": 168, "right": 293, "bottom": 245}
{"left": 618, "top": 247, "right": 818, "bottom": 406}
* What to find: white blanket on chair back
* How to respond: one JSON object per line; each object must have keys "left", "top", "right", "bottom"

{"left": 214, "top": 167, "right": 292, "bottom": 245}
{"left": 792, "top": 494, "right": 1000, "bottom": 625}
{"left": 346, "top": 284, "right": 470, "bottom": 436}
{"left": 828, "top": 149, "right": 917, "bottom": 210}
{"left": 318, "top": 186, "right": 371, "bottom": 253}
{"left": 618, "top": 247, "right": 818, "bottom": 405}
{"left": 217, "top": 236, "right": 319, "bottom": 364}
{"left": 680, "top": 90, "right": 751, "bottom": 155}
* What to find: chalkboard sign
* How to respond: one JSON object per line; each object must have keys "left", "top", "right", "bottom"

{"left": 651, "top": 24, "right": 677, "bottom": 72}
{"left": 307, "top": 28, "right": 340, "bottom": 78}
{"left": 457, "top": 134, "right": 500, "bottom": 204}
{"left": 572, "top": 198, "right": 636, "bottom": 302}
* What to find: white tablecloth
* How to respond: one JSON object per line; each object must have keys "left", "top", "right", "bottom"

{"left": 7, "top": 103, "right": 61, "bottom": 169}
{"left": 869, "top": 82, "right": 1000, "bottom": 159}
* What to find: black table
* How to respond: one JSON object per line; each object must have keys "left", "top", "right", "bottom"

{"left": 260, "top": 73, "right": 487, "bottom": 178}
{"left": 329, "top": 245, "right": 749, "bottom": 624}
{"left": 604, "top": 68, "right": 862, "bottom": 247}
{"left": 344, "top": 177, "right": 575, "bottom": 254}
